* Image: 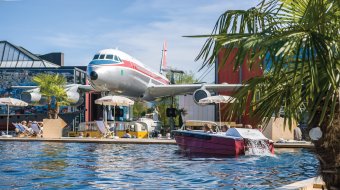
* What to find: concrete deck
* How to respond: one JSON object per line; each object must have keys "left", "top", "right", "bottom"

{"left": 0, "top": 137, "right": 176, "bottom": 144}
{"left": 0, "top": 137, "right": 315, "bottom": 148}
{"left": 273, "top": 142, "right": 314, "bottom": 149}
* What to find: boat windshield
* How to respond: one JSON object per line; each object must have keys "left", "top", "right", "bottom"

{"left": 183, "top": 120, "right": 218, "bottom": 131}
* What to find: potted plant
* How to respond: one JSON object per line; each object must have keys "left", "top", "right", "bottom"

{"left": 32, "top": 73, "right": 69, "bottom": 138}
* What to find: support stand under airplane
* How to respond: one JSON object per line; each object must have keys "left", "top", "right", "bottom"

{"left": 13, "top": 47, "right": 243, "bottom": 105}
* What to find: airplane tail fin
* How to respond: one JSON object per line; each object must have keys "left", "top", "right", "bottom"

{"left": 159, "top": 41, "right": 167, "bottom": 74}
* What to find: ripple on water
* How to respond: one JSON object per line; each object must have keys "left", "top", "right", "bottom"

{"left": 0, "top": 141, "right": 318, "bottom": 189}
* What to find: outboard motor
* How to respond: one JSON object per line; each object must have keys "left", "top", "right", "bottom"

{"left": 226, "top": 128, "right": 274, "bottom": 155}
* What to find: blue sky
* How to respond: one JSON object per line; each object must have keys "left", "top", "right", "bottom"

{"left": 0, "top": 0, "right": 258, "bottom": 82}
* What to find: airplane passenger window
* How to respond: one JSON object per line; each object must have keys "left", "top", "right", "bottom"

{"left": 99, "top": 54, "right": 105, "bottom": 59}
{"left": 106, "top": 54, "right": 114, "bottom": 59}
{"left": 93, "top": 54, "right": 99, "bottom": 60}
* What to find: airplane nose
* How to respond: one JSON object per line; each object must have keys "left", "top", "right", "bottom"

{"left": 90, "top": 71, "right": 98, "bottom": 80}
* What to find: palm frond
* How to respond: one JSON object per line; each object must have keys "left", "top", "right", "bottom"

{"left": 192, "top": 0, "right": 339, "bottom": 128}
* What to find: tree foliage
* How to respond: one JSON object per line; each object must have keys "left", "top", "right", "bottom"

{"left": 132, "top": 101, "right": 148, "bottom": 119}
{"left": 193, "top": 0, "right": 339, "bottom": 188}
{"left": 32, "top": 73, "right": 69, "bottom": 119}
{"left": 156, "top": 71, "right": 197, "bottom": 127}
{"left": 193, "top": 0, "right": 339, "bottom": 127}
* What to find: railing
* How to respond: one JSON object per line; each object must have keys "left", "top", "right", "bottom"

{"left": 77, "top": 121, "right": 142, "bottom": 132}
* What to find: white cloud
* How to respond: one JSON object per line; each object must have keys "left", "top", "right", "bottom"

{"left": 38, "top": 34, "right": 93, "bottom": 49}
{"left": 38, "top": 0, "right": 258, "bottom": 82}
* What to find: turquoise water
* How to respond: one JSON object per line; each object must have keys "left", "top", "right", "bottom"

{"left": 0, "top": 142, "right": 318, "bottom": 189}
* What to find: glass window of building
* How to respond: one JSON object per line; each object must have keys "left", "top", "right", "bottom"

{"left": 28, "top": 61, "right": 34, "bottom": 67}
{"left": 0, "top": 43, "right": 4, "bottom": 59}
{"left": 8, "top": 47, "right": 14, "bottom": 61}
{"left": 18, "top": 53, "right": 24, "bottom": 61}
{"left": 3, "top": 45, "right": 9, "bottom": 62}
{"left": 0, "top": 41, "right": 60, "bottom": 68}
{"left": 12, "top": 49, "right": 19, "bottom": 62}
{"left": 37, "top": 62, "right": 43, "bottom": 67}
{"left": 75, "top": 70, "right": 81, "bottom": 83}
{"left": 6, "top": 46, "right": 13, "bottom": 61}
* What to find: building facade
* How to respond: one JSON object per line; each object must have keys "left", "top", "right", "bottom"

{"left": 0, "top": 41, "right": 87, "bottom": 131}
{"left": 178, "top": 95, "right": 215, "bottom": 122}
{"left": 216, "top": 48, "right": 263, "bottom": 125}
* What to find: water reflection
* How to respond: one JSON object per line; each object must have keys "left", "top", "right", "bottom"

{"left": 0, "top": 142, "right": 318, "bottom": 189}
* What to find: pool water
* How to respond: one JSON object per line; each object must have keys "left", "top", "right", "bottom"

{"left": 0, "top": 142, "right": 318, "bottom": 189}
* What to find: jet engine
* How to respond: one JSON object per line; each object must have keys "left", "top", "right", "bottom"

{"left": 21, "top": 92, "right": 47, "bottom": 105}
{"left": 21, "top": 90, "right": 83, "bottom": 106}
{"left": 66, "top": 91, "right": 84, "bottom": 106}
{"left": 192, "top": 88, "right": 211, "bottom": 104}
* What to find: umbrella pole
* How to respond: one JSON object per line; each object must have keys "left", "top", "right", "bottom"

{"left": 219, "top": 103, "right": 221, "bottom": 128}
{"left": 6, "top": 105, "right": 9, "bottom": 135}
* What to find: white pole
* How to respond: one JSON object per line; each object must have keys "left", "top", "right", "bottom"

{"left": 219, "top": 103, "right": 221, "bottom": 128}
{"left": 6, "top": 105, "right": 9, "bottom": 135}
{"left": 102, "top": 103, "right": 105, "bottom": 122}
{"left": 113, "top": 106, "right": 116, "bottom": 126}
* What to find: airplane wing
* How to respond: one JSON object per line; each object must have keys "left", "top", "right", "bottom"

{"left": 66, "top": 84, "right": 95, "bottom": 92}
{"left": 11, "top": 86, "right": 38, "bottom": 90}
{"left": 145, "top": 83, "right": 243, "bottom": 100}
{"left": 12, "top": 84, "right": 95, "bottom": 92}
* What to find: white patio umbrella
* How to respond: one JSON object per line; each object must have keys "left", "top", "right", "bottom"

{"left": 199, "top": 95, "right": 235, "bottom": 127}
{"left": 95, "top": 95, "right": 134, "bottom": 124}
{"left": 0, "top": 97, "right": 28, "bottom": 137}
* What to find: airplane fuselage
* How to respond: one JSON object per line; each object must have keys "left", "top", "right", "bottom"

{"left": 87, "top": 49, "right": 169, "bottom": 99}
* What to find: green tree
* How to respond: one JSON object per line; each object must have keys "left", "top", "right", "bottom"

{"left": 133, "top": 101, "right": 148, "bottom": 119}
{"left": 32, "top": 73, "right": 69, "bottom": 119}
{"left": 194, "top": 0, "right": 339, "bottom": 188}
{"left": 166, "top": 71, "right": 198, "bottom": 84}
{"left": 155, "top": 71, "right": 197, "bottom": 128}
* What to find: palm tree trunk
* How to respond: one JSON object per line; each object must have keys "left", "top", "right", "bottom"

{"left": 55, "top": 102, "right": 60, "bottom": 119}
{"left": 311, "top": 109, "right": 340, "bottom": 189}
{"left": 47, "top": 97, "right": 52, "bottom": 119}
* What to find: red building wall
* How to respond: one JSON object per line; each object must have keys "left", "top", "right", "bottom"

{"left": 217, "top": 48, "right": 263, "bottom": 125}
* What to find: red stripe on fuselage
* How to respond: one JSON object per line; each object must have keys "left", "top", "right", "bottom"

{"left": 100, "top": 60, "right": 170, "bottom": 85}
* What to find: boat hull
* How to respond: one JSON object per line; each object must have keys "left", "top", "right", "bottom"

{"left": 173, "top": 130, "right": 245, "bottom": 156}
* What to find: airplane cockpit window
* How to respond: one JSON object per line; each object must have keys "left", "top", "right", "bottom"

{"left": 114, "top": 55, "right": 121, "bottom": 62}
{"left": 106, "top": 54, "right": 114, "bottom": 59}
{"left": 91, "top": 53, "right": 121, "bottom": 63}
{"left": 93, "top": 54, "right": 99, "bottom": 60}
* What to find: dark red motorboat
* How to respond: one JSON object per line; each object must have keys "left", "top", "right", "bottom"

{"left": 173, "top": 127, "right": 274, "bottom": 156}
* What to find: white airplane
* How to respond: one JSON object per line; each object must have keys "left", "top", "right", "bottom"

{"left": 87, "top": 43, "right": 242, "bottom": 103}
{"left": 14, "top": 43, "right": 242, "bottom": 105}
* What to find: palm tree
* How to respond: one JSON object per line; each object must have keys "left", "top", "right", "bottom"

{"left": 32, "top": 73, "right": 69, "bottom": 119}
{"left": 133, "top": 101, "right": 148, "bottom": 119}
{"left": 155, "top": 71, "right": 198, "bottom": 128}
{"left": 193, "top": 0, "right": 339, "bottom": 188}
